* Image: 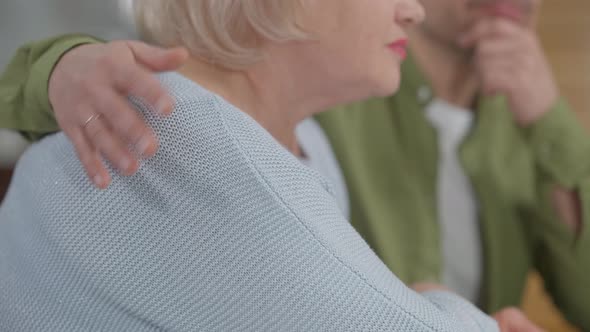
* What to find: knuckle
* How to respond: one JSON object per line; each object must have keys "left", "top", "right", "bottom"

{"left": 126, "top": 120, "right": 147, "bottom": 142}
{"left": 86, "top": 123, "right": 106, "bottom": 141}
{"left": 95, "top": 54, "right": 117, "bottom": 72}
{"left": 79, "top": 77, "right": 97, "bottom": 94}
{"left": 109, "top": 147, "right": 127, "bottom": 162}
{"left": 143, "top": 81, "right": 162, "bottom": 99}
{"left": 119, "top": 74, "right": 136, "bottom": 95}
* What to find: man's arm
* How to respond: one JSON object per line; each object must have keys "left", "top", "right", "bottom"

{"left": 0, "top": 35, "right": 187, "bottom": 188}
{"left": 0, "top": 34, "right": 98, "bottom": 140}
{"left": 525, "top": 99, "right": 590, "bottom": 233}
{"left": 521, "top": 100, "right": 590, "bottom": 330}
{"left": 462, "top": 12, "right": 590, "bottom": 328}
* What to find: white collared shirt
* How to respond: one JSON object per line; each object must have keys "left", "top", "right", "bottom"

{"left": 426, "top": 99, "right": 482, "bottom": 304}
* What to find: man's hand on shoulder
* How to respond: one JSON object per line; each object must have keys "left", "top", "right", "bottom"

{"left": 48, "top": 40, "right": 188, "bottom": 188}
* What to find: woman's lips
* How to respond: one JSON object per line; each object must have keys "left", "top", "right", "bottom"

{"left": 388, "top": 39, "right": 408, "bottom": 60}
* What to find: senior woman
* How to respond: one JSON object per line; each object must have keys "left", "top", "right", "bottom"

{"left": 0, "top": 1, "right": 498, "bottom": 331}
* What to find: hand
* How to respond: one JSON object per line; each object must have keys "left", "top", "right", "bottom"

{"left": 459, "top": 16, "right": 559, "bottom": 127}
{"left": 48, "top": 40, "right": 189, "bottom": 188}
{"left": 493, "top": 307, "right": 545, "bottom": 332}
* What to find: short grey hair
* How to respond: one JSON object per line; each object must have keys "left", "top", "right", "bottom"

{"left": 132, "top": 1, "right": 308, "bottom": 68}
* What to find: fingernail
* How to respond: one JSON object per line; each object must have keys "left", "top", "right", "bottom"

{"left": 155, "top": 97, "right": 173, "bottom": 116}
{"left": 94, "top": 175, "right": 105, "bottom": 188}
{"left": 137, "top": 135, "right": 155, "bottom": 156}
{"left": 120, "top": 157, "right": 132, "bottom": 173}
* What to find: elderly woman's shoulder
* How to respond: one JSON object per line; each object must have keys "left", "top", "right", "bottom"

{"left": 131, "top": 72, "right": 226, "bottom": 126}
{"left": 129, "top": 72, "right": 251, "bottom": 149}
{"left": 128, "top": 71, "right": 297, "bottom": 176}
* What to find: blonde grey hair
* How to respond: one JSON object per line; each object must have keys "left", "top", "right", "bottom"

{"left": 133, "top": 0, "right": 308, "bottom": 68}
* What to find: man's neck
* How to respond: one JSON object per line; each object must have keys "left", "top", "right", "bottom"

{"left": 409, "top": 29, "right": 480, "bottom": 109}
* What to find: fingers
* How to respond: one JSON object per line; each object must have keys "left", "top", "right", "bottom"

{"left": 473, "top": 37, "right": 536, "bottom": 96}
{"left": 67, "top": 127, "right": 112, "bottom": 189}
{"left": 476, "top": 37, "right": 522, "bottom": 58}
{"left": 47, "top": 40, "right": 184, "bottom": 188}
{"left": 467, "top": 21, "right": 538, "bottom": 96}
{"left": 478, "top": 69, "right": 514, "bottom": 96}
{"left": 494, "top": 307, "right": 545, "bottom": 332}
{"left": 80, "top": 107, "right": 139, "bottom": 177}
{"left": 114, "top": 63, "right": 175, "bottom": 117}
{"left": 125, "top": 40, "right": 189, "bottom": 72}
{"left": 92, "top": 88, "right": 159, "bottom": 158}
{"left": 474, "top": 52, "right": 517, "bottom": 95}
{"left": 121, "top": 41, "right": 188, "bottom": 115}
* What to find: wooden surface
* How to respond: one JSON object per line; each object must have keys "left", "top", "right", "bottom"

{"left": 521, "top": 2, "right": 590, "bottom": 331}
{"left": 522, "top": 273, "right": 581, "bottom": 332}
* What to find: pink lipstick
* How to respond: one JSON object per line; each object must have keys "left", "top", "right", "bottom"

{"left": 388, "top": 39, "right": 408, "bottom": 60}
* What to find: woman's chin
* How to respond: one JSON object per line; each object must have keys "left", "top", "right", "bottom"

{"left": 372, "top": 77, "right": 401, "bottom": 98}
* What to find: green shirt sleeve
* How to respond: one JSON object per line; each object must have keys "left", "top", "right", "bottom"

{"left": 0, "top": 34, "right": 101, "bottom": 141}
{"left": 522, "top": 100, "right": 590, "bottom": 330}
{"left": 525, "top": 98, "right": 590, "bottom": 188}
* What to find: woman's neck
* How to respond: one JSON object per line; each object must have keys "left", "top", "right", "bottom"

{"left": 179, "top": 56, "right": 327, "bottom": 156}
{"left": 178, "top": 58, "right": 300, "bottom": 155}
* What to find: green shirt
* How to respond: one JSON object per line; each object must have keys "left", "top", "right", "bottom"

{"left": 1, "top": 35, "right": 590, "bottom": 330}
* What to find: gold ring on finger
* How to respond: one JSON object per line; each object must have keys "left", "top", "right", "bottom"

{"left": 83, "top": 113, "right": 102, "bottom": 129}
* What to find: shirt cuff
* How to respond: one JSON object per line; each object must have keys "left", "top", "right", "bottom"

{"left": 524, "top": 98, "right": 590, "bottom": 188}
{"left": 26, "top": 35, "right": 103, "bottom": 139}
{"left": 22, "top": 35, "right": 101, "bottom": 141}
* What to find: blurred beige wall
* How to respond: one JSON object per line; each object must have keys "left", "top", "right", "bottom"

{"left": 539, "top": 0, "right": 590, "bottom": 126}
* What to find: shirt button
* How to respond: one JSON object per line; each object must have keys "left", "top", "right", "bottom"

{"left": 417, "top": 86, "right": 432, "bottom": 103}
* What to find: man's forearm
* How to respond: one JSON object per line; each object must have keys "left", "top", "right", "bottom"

{"left": 0, "top": 34, "right": 101, "bottom": 140}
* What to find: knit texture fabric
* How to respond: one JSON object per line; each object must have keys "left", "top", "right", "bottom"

{"left": 0, "top": 73, "right": 498, "bottom": 331}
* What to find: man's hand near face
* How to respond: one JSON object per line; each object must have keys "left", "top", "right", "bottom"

{"left": 460, "top": 0, "right": 559, "bottom": 127}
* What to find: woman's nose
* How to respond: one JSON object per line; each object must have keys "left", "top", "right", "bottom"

{"left": 396, "top": 0, "right": 426, "bottom": 28}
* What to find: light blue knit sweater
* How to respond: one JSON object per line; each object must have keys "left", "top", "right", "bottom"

{"left": 0, "top": 73, "right": 498, "bottom": 331}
